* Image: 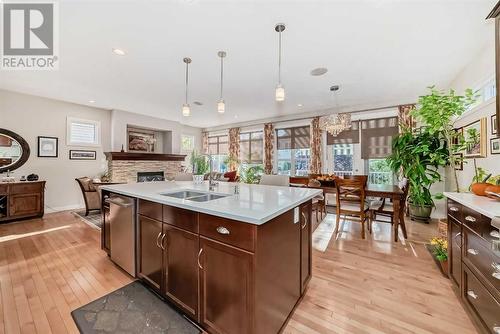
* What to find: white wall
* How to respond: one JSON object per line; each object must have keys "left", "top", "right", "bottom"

{"left": 0, "top": 89, "right": 111, "bottom": 211}
{"left": 447, "top": 37, "right": 500, "bottom": 192}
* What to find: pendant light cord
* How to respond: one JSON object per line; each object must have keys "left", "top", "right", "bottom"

{"left": 278, "top": 29, "right": 282, "bottom": 84}
{"left": 220, "top": 56, "right": 224, "bottom": 99}
{"left": 185, "top": 62, "right": 189, "bottom": 104}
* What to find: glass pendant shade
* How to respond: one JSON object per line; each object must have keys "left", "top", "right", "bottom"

{"left": 275, "top": 84, "right": 285, "bottom": 102}
{"left": 182, "top": 103, "right": 191, "bottom": 117}
{"left": 320, "top": 113, "right": 352, "bottom": 136}
{"left": 217, "top": 99, "right": 225, "bottom": 113}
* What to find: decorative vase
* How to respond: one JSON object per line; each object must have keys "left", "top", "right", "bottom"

{"left": 471, "top": 182, "right": 491, "bottom": 196}
{"left": 439, "top": 259, "right": 448, "bottom": 275}
{"left": 193, "top": 174, "right": 204, "bottom": 184}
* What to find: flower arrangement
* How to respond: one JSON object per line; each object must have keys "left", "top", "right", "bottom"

{"left": 430, "top": 237, "right": 448, "bottom": 262}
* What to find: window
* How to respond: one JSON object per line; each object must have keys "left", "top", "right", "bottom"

{"left": 466, "top": 77, "right": 496, "bottom": 112}
{"left": 366, "top": 159, "right": 393, "bottom": 185}
{"left": 331, "top": 144, "right": 354, "bottom": 177}
{"left": 276, "top": 126, "right": 310, "bottom": 176}
{"left": 239, "top": 131, "right": 263, "bottom": 165}
{"left": 208, "top": 135, "right": 228, "bottom": 172}
{"left": 67, "top": 117, "right": 100, "bottom": 146}
{"left": 181, "top": 135, "right": 195, "bottom": 152}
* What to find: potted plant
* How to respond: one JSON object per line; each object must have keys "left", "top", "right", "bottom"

{"left": 239, "top": 164, "right": 264, "bottom": 184}
{"left": 190, "top": 151, "right": 209, "bottom": 184}
{"left": 388, "top": 127, "right": 448, "bottom": 221}
{"left": 430, "top": 237, "right": 448, "bottom": 274}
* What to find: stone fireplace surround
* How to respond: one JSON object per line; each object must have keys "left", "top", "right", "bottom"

{"left": 105, "top": 152, "right": 185, "bottom": 183}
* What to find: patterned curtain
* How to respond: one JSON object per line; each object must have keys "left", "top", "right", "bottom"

{"left": 310, "top": 117, "right": 322, "bottom": 174}
{"left": 263, "top": 123, "right": 274, "bottom": 174}
{"left": 228, "top": 127, "right": 240, "bottom": 171}
{"left": 398, "top": 104, "right": 416, "bottom": 132}
{"left": 201, "top": 132, "right": 209, "bottom": 154}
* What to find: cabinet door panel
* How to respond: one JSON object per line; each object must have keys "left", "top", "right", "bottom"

{"left": 138, "top": 215, "right": 163, "bottom": 291}
{"left": 300, "top": 202, "right": 312, "bottom": 294}
{"left": 163, "top": 224, "right": 199, "bottom": 320}
{"left": 9, "top": 193, "right": 41, "bottom": 217}
{"left": 449, "top": 218, "right": 462, "bottom": 288}
{"left": 200, "top": 237, "right": 254, "bottom": 334}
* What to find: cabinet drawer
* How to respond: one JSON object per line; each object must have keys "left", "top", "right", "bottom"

{"left": 138, "top": 199, "right": 162, "bottom": 221}
{"left": 163, "top": 205, "right": 198, "bottom": 233}
{"left": 0, "top": 184, "right": 7, "bottom": 195}
{"left": 463, "top": 206, "right": 482, "bottom": 236}
{"left": 199, "top": 213, "right": 256, "bottom": 252}
{"left": 464, "top": 228, "right": 500, "bottom": 295}
{"left": 10, "top": 182, "right": 42, "bottom": 195}
{"left": 463, "top": 266, "right": 500, "bottom": 333}
{"left": 447, "top": 199, "right": 462, "bottom": 221}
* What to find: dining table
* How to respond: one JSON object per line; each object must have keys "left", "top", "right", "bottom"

{"left": 292, "top": 183, "right": 406, "bottom": 242}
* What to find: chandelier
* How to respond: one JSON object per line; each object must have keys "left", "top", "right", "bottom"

{"left": 320, "top": 113, "right": 352, "bottom": 136}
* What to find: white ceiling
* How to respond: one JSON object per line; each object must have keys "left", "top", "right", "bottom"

{"left": 0, "top": 0, "right": 496, "bottom": 128}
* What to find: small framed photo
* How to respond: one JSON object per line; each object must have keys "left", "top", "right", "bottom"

{"left": 492, "top": 115, "right": 498, "bottom": 135}
{"left": 37, "top": 136, "right": 58, "bottom": 157}
{"left": 463, "top": 118, "right": 487, "bottom": 158}
{"left": 69, "top": 150, "right": 96, "bottom": 160}
{"left": 453, "top": 153, "right": 463, "bottom": 170}
{"left": 491, "top": 138, "right": 500, "bottom": 155}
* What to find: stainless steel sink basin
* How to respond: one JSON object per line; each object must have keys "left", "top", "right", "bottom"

{"left": 161, "top": 190, "right": 230, "bottom": 202}
{"left": 187, "top": 194, "right": 228, "bottom": 202}
{"left": 162, "top": 190, "right": 206, "bottom": 199}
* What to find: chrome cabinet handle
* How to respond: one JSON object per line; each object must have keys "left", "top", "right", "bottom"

{"left": 156, "top": 232, "right": 162, "bottom": 249}
{"left": 492, "top": 262, "right": 500, "bottom": 271}
{"left": 467, "top": 248, "right": 479, "bottom": 255}
{"left": 490, "top": 230, "right": 500, "bottom": 238}
{"left": 493, "top": 327, "right": 500, "bottom": 334}
{"left": 449, "top": 207, "right": 459, "bottom": 212}
{"left": 465, "top": 216, "right": 476, "bottom": 223}
{"left": 467, "top": 290, "right": 478, "bottom": 299}
{"left": 160, "top": 233, "right": 166, "bottom": 250}
{"left": 216, "top": 226, "right": 230, "bottom": 235}
{"left": 301, "top": 212, "right": 307, "bottom": 229}
{"left": 197, "top": 248, "right": 204, "bottom": 270}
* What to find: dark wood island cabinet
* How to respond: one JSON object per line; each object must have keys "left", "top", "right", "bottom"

{"left": 102, "top": 195, "right": 314, "bottom": 334}
{"left": 447, "top": 198, "right": 500, "bottom": 334}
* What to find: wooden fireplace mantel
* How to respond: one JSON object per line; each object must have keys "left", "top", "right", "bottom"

{"left": 104, "top": 152, "right": 186, "bottom": 161}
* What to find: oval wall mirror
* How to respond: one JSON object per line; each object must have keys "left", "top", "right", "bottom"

{"left": 0, "top": 129, "right": 30, "bottom": 173}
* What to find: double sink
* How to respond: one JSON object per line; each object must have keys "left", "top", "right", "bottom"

{"left": 161, "top": 190, "right": 230, "bottom": 202}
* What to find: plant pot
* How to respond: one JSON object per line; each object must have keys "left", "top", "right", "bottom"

{"left": 409, "top": 203, "right": 432, "bottom": 223}
{"left": 439, "top": 259, "right": 448, "bottom": 275}
{"left": 192, "top": 174, "right": 204, "bottom": 184}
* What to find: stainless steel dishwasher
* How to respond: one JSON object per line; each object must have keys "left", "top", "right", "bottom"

{"left": 106, "top": 194, "right": 136, "bottom": 276}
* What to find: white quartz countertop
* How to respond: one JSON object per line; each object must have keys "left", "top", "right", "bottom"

{"left": 101, "top": 181, "right": 322, "bottom": 225}
{"left": 444, "top": 192, "right": 500, "bottom": 219}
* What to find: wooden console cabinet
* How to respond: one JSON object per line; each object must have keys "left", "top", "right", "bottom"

{"left": 132, "top": 198, "right": 312, "bottom": 334}
{"left": 0, "top": 181, "right": 45, "bottom": 222}
{"left": 447, "top": 199, "right": 500, "bottom": 334}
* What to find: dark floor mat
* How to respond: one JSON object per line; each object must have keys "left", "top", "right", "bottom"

{"left": 71, "top": 281, "right": 201, "bottom": 334}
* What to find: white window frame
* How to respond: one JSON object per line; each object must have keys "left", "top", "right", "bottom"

{"left": 66, "top": 117, "right": 101, "bottom": 146}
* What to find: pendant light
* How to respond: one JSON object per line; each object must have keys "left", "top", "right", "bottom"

{"left": 217, "top": 51, "right": 226, "bottom": 113}
{"left": 275, "top": 23, "right": 286, "bottom": 102}
{"left": 182, "top": 57, "right": 192, "bottom": 117}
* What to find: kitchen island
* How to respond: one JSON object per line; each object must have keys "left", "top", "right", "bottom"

{"left": 100, "top": 181, "right": 322, "bottom": 334}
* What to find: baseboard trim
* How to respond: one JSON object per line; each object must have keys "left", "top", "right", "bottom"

{"left": 45, "top": 204, "right": 84, "bottom": 213}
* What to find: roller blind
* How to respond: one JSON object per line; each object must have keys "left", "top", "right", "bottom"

{"left": 208, "top": 135, "right": 228, "bottom": 155}
{"left": 360, "top": 117, "right": 398, "bottom": 159}
{"left": 326, "top": 121, "right": 360, "bottom": 145}
{"left": 276, "top": 126, "right": 310, "bottom": 150}
{"left": 240, "top": 131, "right": 263, "bottom": 163}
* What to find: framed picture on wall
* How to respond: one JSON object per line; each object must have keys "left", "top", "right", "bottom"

{"left": 491, "top": 138, "right": 500, "bottom": 154}
{"left": 463, "top": 118, "right": 487, "bottom": 158}
{"left": 492, "top": 115, "right": 498, "bottom": 135}
{"left": 37, "top": 136, "right": 58, "bottom": 157}
{"left": 69, "top": 150, "right": 96, "bottom": 160}
{"left": 128, "top": 129, "right": 156, "bottom": 152}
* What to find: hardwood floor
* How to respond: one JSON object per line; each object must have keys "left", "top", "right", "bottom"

{"left": 0, "top": 211, "right": 477, "bottom": 334}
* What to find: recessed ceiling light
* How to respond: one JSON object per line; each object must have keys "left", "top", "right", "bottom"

{"left": 89, "top": 100, "right": 95, "bottom": 103}
{"left": 193, "top": 101, "right": 203, "bottom": 106}
{"left": 112, "top": 48, "right": 126, "bottom": 56}
{"left": 297, "top": 103, "right": 303, "bottom": 107}
{"left": 310, "top": 67, "right": 328, "bottom": 76}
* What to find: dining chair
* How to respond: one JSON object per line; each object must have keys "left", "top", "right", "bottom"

{"left": 334, "top": 176, "right": 369, "bottom": 239}
{"left": 174, "top": 173, "right": 193, "bottom": 181}
{"left": 307, "top": 178, "right": 326, "bottom": 222}
{"left": 259, "top": 175, "right": 290, "bottom": 187}
{"left": 368, "top": 179, "right": 409, "bottom": 238}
